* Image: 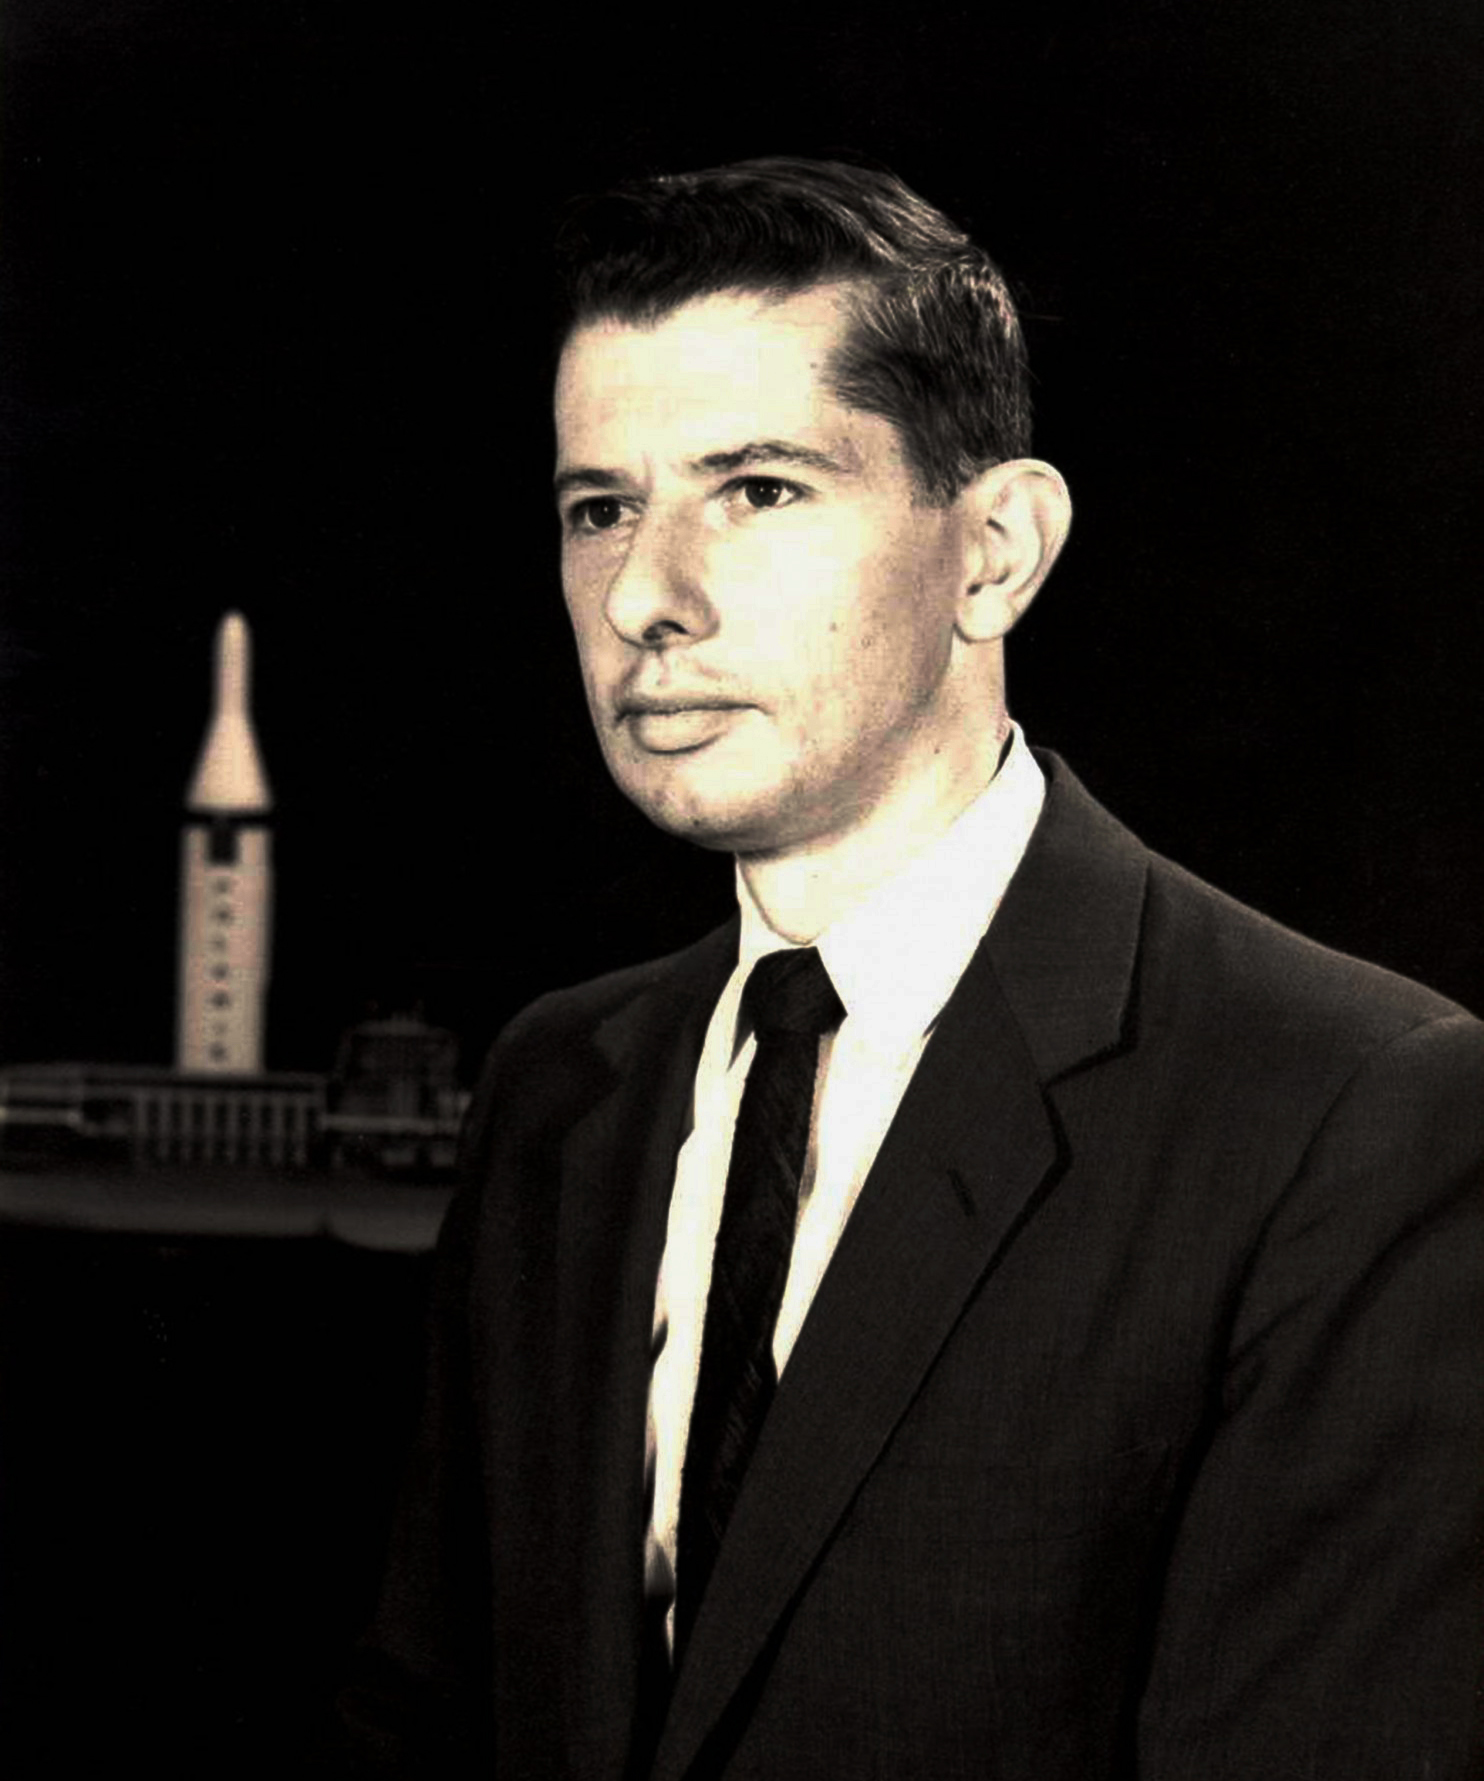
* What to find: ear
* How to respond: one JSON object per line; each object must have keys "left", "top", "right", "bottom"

{"left": 954, "top": 459, "right": 1071, "bottom": 644}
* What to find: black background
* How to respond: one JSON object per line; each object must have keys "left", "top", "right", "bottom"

{"left": 0, "top": 2, "right": 1480, "bottom": 1772}
{"left": 3, "top": 0, "right": 1481, "bottom": 1079}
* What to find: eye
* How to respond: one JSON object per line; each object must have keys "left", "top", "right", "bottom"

{"left": 724, "top": 476, "right": 804, "bottom": 513}
{"left": 566, "top": 495, "right": 628, "bottom": 535}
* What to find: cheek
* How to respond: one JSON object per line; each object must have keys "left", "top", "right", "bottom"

{"left": 562, "top": 539, "right": 619, "bottom": 619}
{"left": 563, "top": 582, "right": 613, "bottom": 666}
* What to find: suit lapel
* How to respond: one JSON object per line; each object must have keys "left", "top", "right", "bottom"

{"left": 653, "top": 755, "right": 1149, "bottom": 1779}
{"left": 544, "top": 923, "right": 739, "bottom": 1779}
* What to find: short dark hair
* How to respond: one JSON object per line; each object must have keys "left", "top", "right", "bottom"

{"left": 552, "top": 157, "right": 1032, "bottom": 505}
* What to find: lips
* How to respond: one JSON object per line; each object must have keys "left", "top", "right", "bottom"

{"left": 618, "top": 695, "right": 750, "bottom": 754}
{"left": 618, "top": 691, "right": 747, "bottom": 717}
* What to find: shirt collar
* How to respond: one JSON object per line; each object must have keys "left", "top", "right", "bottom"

{"left": 734, "top": 725, "right": 1045, "bottom": 1057}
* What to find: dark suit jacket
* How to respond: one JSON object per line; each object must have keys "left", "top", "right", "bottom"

{"left": 343, "top": 754, "right": 1484, "bottom": 1779}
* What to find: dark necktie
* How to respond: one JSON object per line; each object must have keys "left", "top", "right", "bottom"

{"left": 674, "top": 945, "right": 845, "bottom": 1660}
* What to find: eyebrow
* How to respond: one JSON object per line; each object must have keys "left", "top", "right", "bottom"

{"left": 553, "top": 438, "right": 859, "bottom": 503}
{"left": 689, "top": 439, "right": 860, "bottom": 478}
{"left": 552, "top": 465, "right": 628, "bottom": 502}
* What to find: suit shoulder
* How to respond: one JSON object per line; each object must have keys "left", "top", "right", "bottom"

{"left": 1142, "top": 846, "right": 1479, "bottom": 1057}
{"left": 1021, "top": 754, "right": 1478, "bottom": 1091}
{"left": 497, "top": 920, "right": 736, "bottom": 1054}
{"left": 459, "top": 917, "right": 737, "bottom": 1134}
{"left": 450, "top": 919, "right": 735, "bottom": 1188}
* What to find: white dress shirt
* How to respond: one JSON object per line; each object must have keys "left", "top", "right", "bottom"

{"left": 643, "top": 726, "right": 1046, "bottom": 1646}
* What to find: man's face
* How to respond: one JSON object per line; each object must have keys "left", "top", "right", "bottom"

{"left": 553, "top": 285, "right": 974, "bottom": 857}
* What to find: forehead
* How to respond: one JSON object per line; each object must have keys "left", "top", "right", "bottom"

{"left": 554, "top": 285, "right": 865, "bottom": 460}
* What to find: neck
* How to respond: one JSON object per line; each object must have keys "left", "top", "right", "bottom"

{"left": 738, "top": 708, "right": 1012, "bottom": 944}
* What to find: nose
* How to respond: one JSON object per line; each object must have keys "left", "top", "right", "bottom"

{"left": 602, "top": 509, "right": 717, "bottom": 649}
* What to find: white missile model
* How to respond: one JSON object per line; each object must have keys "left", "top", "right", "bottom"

{"left": 176, "top": 611, "right": 273, "bottom": 1074}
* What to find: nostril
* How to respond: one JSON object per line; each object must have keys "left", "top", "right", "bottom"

{"left": 641, "top": 619, "right": 691, "bottom": 645}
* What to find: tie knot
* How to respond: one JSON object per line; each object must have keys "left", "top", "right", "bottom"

{"left": 741, "top": 947, "right": 844, "bottom": 1040}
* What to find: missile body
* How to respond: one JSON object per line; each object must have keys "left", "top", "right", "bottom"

{"left": 176, "top": 612, "right": 273, "bottom": 1074}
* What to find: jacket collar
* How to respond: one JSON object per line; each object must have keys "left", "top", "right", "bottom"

{"left": 986, "top": 749, "right": 1149, "bottom": 1083}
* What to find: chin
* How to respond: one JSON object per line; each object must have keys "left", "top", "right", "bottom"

{"left": 629, "top": 793, "right": 762, "bottom": 853}
{"left": 617, "top": 766, "right": 789, "bottom": 855}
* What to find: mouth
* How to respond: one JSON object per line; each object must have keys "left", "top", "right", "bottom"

{"left": 617, "top": 696, "right": 751, "bottom": 754}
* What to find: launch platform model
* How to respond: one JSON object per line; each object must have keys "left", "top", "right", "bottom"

{"left": 0, "top": 613, "right": 467, "bottom": 1181}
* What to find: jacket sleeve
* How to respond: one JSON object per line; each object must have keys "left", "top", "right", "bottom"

{"left": 1137, "top": 1010, "right": 1484, "bottom": 1779}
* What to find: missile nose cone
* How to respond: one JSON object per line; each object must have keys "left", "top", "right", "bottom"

{"left": 218, "top": 610, "right": 250, "bottom": 713}
{"left": 186, "top": 610, "right": 273, "bottom": 812}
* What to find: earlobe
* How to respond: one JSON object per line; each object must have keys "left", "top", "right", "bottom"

{"left": 956, "top": 459, "right": 1072, "bottom": 644}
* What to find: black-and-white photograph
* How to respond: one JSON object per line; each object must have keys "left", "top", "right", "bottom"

{"left": 2, "top": 4, "right": 1480, "bottom": 1776}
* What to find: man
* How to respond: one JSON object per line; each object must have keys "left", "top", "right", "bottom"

{"left": 341, "top": 159, "right": 1484, "bottom": 1778}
